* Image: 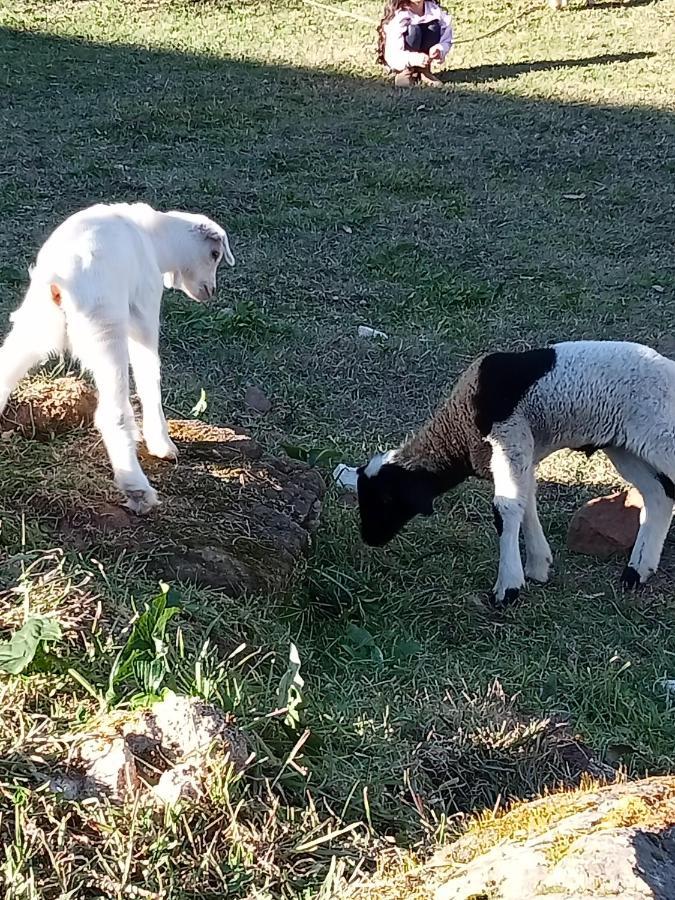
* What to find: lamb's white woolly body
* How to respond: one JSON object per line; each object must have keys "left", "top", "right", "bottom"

{"left": 358, "top": 341, "right": 675, "bottom": 607}
{"left": 0, "top": 202, "right": 234, "bottom": 512}
{"left": 524, "top": 342, "right": 675, "bottom": 460}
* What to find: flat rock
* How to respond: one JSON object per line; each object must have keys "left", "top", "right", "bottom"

{"left": 431, "top": 776, "right": 675, "bottom": 900}
{"left": 566, "top": 488, "right": 643, "bottom": 558}
{"left": 56, "top": 418, "right": 325, "bottom": 595}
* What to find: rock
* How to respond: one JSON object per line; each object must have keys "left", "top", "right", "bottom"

{"left": 141, "top": 692, "right": 248, "bottom": 768}
{"left": 153, "top": 762, "right": 202, "bottom": 806}
{"left": 56, "top": 419, "right": 325, "bottom": 594}
{"left": 431, "top": 776, "right": 675, "bottom": 900}
{"left": 0, "top": 376, "right": 96, "bottom": 438}
{"left": 357, "top": 325, "right": 388, "bottom": 340}
{"left": 53, "top": 693, "right": 247, "bottom": 805}
{"left": 244, "top": 385, "right": 272, "bottom": 414}
{"left": 333, "top": 463, "right": 358, "bottom": 492}
{"left": 78, "top": 736, "right": 139, "bottom": 801}
{"left": 566, "top": 488, "right": 642, "bottom": 558}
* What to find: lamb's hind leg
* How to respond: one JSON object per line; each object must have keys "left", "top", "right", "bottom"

{"left": 523, "top": 482, "right": 553, "bottom": 583}
{"left": 604, "top": 447, "right": 673, "bottom": 589}
{"left": 0, "top": 299, "right": 65, "bottom": 412}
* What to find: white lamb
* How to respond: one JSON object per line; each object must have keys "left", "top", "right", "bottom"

{"left": 0, "top": 202, "right": 234, "bottom": 513}
{"left": 357, "top": 341, "right": 675, "bottom": 607}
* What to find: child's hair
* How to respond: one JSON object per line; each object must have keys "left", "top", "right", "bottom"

{"left": 376, "top": 0, "right": 414, "bottom": 66}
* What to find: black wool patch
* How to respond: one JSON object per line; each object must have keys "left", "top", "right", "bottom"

{"left": 474, "top": 348, "right": 556, "bottom": 436}
{"left": 657, "top": 473, "right": 675, "bottom": 500}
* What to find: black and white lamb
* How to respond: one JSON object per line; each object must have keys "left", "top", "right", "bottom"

{"left": 357, "top": 340, "right": 675, "bottom": 607}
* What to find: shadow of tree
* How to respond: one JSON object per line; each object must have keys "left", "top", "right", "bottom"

{"left": 442, "top": 51, "right": 655, "bottom": 84}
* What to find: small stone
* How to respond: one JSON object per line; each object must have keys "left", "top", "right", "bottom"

{"left": 358, "top": 325, "right": 388, "bottom": 340}
{"left": 566, "top": 489, "right": 642, "bottom": 558}
{"left": 48, "top": 771, "right": 86, "bottom": 801}
{"left": 244, "top": 386, "right": 272, "bottom": 414}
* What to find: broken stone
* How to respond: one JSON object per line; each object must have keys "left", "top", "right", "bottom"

{"left": 78, "top": 735, "right": 139, "bottom": 801}
{"left": 244, "top": 385, "right": 272, "bottom": 414}
{"left": 52, "top": 694, "right": 247, "bottom": 805}
{"left": 357, "top": 325, "right": 388, "bottom": 340}
{"left": 139, "top": 692, "right": 248, "bottom": 768}
{"left": 566, "top": 488, "right": 642, "bottom": 558}
{"left": 333, "top": 463, "right": 358, "bottom": 492}
{"left": 0, "top": 376, "right": 96, "bottom": 438}
{"left": 55, "top": 419, "right": 325, "bottom": 594}
{"left": 153, "top": 762, "right": 201, "bottom": 806}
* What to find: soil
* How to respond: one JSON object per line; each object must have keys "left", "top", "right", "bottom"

{"left": 56, "top": 418, "right": 326, "bottom": 594}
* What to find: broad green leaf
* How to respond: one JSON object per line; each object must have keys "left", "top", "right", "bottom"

{"left": 277, "top": 643, "right": 305, "bottom": 729}
{"left": 281, "top": 444, "right": 343, "bottom": 468}
{"left": 345, "top": 625, "right": 376, "bottom": 649}
{"left": 0, "top": 618, "right": 63, "bottom": 675}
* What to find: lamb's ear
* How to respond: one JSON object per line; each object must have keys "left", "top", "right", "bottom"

{"left": 221, "top": 232, "right": 235, "bottom": 267}
{"left": 195, "top": 222, "right": 235, "bottom": 267}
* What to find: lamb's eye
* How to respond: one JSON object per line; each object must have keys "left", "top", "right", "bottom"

{"left": 211, "top": 249, "right": 220, "bottom": 261}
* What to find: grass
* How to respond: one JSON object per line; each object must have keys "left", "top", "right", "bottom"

{"left": 0, "top": 0, "right": 675, "bottom": 895}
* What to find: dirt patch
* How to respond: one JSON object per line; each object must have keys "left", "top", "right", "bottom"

{"left": 56, "top": 418, "right": 325, "bottom": 595}
{"left": 0, "top": 376, "right": 97, "bottom": 438}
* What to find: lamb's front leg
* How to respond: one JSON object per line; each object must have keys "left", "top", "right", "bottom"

{"left": 128, "top": 330, "right": 177, "bottom": 461}
{"left": 492, "top": 496, "right": 526, "bottom": 607}
{"left": 489, "top": 427, "right": 534, "bottom": 608}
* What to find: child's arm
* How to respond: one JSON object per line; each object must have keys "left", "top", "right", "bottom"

{"left": 429, "top": 6, "right": 453, "bottom": 62}
{"left": 384, "top": 13, "right": 430, "bottom": 70}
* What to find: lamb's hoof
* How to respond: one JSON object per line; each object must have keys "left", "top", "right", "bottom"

{"left": 145, "top": 437, "right": 179, "bottom": 461}
{"left": 123, "top": 487, "right": 160, "bottom": 516}
{"left": 620, "top": 565, "right": 642, "bottom": 591}
{"left": 490, "top": 587, "right": 520, "bottom": 610}
{"left": 525, "top": 558, "right": 552, "bottom": 584}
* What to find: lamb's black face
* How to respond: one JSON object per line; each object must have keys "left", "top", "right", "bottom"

{"left": 357, "top": 460, "right": 436, "bottom": 547}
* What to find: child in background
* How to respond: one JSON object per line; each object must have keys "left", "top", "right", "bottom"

{"left": 377, "top": 0, "right": 453, "bottom": 87}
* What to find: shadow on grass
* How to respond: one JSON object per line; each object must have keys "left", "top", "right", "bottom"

{"left": 442, "top": 51, "right": 655, "bottom": 84}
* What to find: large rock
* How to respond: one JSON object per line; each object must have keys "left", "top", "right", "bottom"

{"left": 56, "top": 418, "right": 325, "bottom": 595}
{"left": 431, "top": 776, "right": 675, "bottom": 900}
{"left": 567, "top": 488, "right": 642, "bottom": 558}
{"left": 0, "top": 375, "right": 96, "bottom": 438}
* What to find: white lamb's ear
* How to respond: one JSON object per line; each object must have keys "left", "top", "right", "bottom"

{"left": 163, "top": 272, "right": 175, "bottom": 289}
{"left": 195, "top": 221, "right": 235, "bottom": 267}
{"left": 222, "top": 232, "right": 235, "bottom": 267}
